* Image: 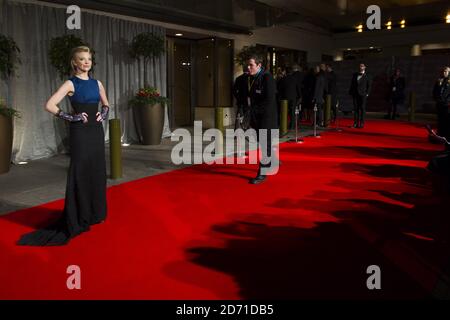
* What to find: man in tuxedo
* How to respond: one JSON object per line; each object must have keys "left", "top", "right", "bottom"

{"left": 292, "top": 64, "right": 304, "bottom": 121}
{"left": 277, "top": 66, "right": 298, "bottom": 129}
{"left": 349, "top": 63, "right": 372, "bottom": 128}
{"left": 313, "top": 65, "right": 328, "bottom": 127}
{"left": 433, "top": 66, "right": 450, "bottom": 145}
{"left": 326, "top": 63, "right": 338, "bottom": 122}
{"left": 386, "top": 68, "right": 406, "bottom": 120}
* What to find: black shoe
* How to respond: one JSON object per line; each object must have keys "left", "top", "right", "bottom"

{"left": 249, "top": 175, "right": 267, "bottom": 184}
{"left": 352, "top": 123, "right": 358, "bottom": 128}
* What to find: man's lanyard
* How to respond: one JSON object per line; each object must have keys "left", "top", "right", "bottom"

{"left": 440, "top": 77, "right": 449, "bottom": 95}
{"left": 248, "top": 68, "right": 263, "bottom": 92}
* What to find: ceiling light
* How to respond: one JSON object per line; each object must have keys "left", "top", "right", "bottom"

{"left": 386, "top": 21, "right": 392, "bottom": 30}
{"left": 446, "top": 14, "right": 450, "bottom": 23}
{"left": 175, "top": 33, "right": 183, "bottom": 36}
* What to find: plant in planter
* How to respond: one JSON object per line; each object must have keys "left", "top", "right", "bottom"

{"left": 0, "top": 34, "right": 21, "bottom": 174}
{"left": 129, "top": 32, "right": 165, "bottom": 85}
{"left": 235, "top": 45, "right": 266, "bottom": 68}
{"left": 129, "top": 32, "right": 166, "bottom": 145}
{"left": 48, "top": 34, "right": 95, "bottom": 80}
{"left": 129, "top": 86, "right": 169, "bottom": 145}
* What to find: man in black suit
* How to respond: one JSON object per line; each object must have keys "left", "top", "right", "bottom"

{"left": 292, "top": 64, "right": 304, "bottom": 121}
{"left": 386, "top": 68, "right": 406, "bottom": 120}
{"left": 326, "top": 63, "right": 338, "bottom": 122}
{"left": 246, "top": 54, "right": 278, "bottom": 184}
{"left": 433, "top": 66, "right": 450, "bottom": 144}
{"left": 313, "top": 65, "right": 328, "bottom": 127}
{"left": 277, "top": 66, "right": 298, "bottom": 129}
{"left": 349, "top": 63, "right": 372, "bottom": 128}
{"left": 232, "top": 67, "right": 249, "bottom": 129}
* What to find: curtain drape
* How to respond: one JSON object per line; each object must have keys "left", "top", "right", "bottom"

{"left": 0, "top": 0, "right": 171, "bottom": 163}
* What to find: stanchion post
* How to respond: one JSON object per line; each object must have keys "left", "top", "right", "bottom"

{"left": 280, "top": 100, "right": 288, "bottom": 136}
{"left": 325, "top": 94, "right": 331, "bottom": 127}
{"left": 408, "top": 92, "right": 416, "bottom": 122}
{"left": 109, "top": 118, "right": 122, "bottom": 179}
{"left": 335, "top": 100, "right": 342, "bottom": 132}
{"left": 313, "top": 103, "right": 317, "bottom": 137}
{"left": 215, "top": 107, "right": 224, "bottom": 155}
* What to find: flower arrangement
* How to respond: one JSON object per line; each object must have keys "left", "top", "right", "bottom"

{"left": 129, "top": 86, "right": 169, "bottom": 107}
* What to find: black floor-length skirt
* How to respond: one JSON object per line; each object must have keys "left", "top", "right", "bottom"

{"left": 18, "top": 103, "right": 107, "bottom": 246}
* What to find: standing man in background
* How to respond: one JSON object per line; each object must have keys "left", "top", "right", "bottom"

{"left": 433, "top": 66, "right": 450, "bottom": 149}
{"left": 277, "top": 66, "right": 298, "bottom": 130}
{"left": 386, "top": 68, "right": 406, "bottom": 120}
{"left": 349, "top": 62, "right": 372, "bottom": 129}
{"left": 326, "top": 63, "right": 338, "bottom": 123}
{"left": 292, "top": 64, "right": 304, "bottom": 122}
{"left": 313, "top": 65, "right": 327, "bottom": 127}
{"left": 233, "top": 66, "right": 250, "bottom": 130}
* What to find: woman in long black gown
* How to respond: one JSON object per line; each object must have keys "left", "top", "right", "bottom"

{"left": 18, "top": 46, "right": 110, "bottom": 246}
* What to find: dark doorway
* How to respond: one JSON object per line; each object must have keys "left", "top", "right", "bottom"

{"left": 167, "top": 34, "right": 234, "bottom": 129}
{"left": 168, "top": 39, "right": 193, "bottom": 127}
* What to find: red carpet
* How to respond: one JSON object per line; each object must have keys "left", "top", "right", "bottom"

{"left": 1, "top": 119, "right": 449, "bottom": 299}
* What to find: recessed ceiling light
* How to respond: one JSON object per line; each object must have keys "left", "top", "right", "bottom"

{"left": 175, "top": 33, "right": 183, "bottom": 37}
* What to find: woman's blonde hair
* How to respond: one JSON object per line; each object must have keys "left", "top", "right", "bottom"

{"left": 70, "top": 46, "right": 92, "bottom": 76}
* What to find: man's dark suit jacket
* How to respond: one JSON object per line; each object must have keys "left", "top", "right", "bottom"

{"left": 349, "top": 72, "right": 372, "bottom": 97}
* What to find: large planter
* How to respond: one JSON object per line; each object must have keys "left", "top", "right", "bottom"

{"left": 134, "top": 103, "right": 164, "bottom": 145}
{"left": 0, "top": 114, "right": 13, "bottom": 174}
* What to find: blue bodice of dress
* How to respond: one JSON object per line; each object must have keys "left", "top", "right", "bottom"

{"left": 69, "top": 76, "right": 100, "bottom": 104}
{"left": 68, "top": 76, "right": 101, "bottom": 121}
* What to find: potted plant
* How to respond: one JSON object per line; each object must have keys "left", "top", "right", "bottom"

{"left": 129, "top": 32, "right": 166, "bottom": 144}
{"left": 48, "top": 34, "right": 94, "bottom": 80}
{"left": 129, "top": 86, "right": 169, "bottom": 145}
{"left": 129, "top": 32, "right": 165, "bottom": 84}
{"left": 0, "top": 34, "right": 21, "bottom": 174}
{"left": 235, "top": 45, "right": 266, "bottom": 68}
